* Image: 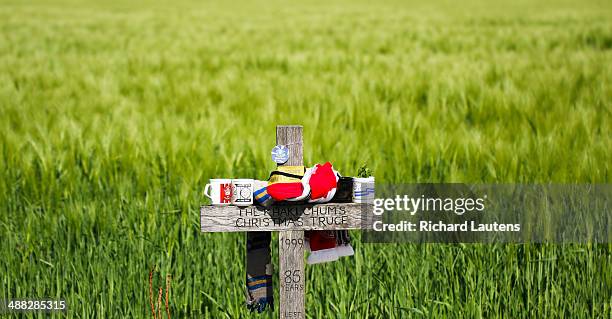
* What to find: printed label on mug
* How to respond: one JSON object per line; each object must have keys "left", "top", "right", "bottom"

{"left": 220, "top": 183, "right": 232, "bottom": 203}
{"left": 233, "top": 182, "right": 252, "bottom": 204}
{"left": 353, "top": 177, "right": 375, "bottom": 203}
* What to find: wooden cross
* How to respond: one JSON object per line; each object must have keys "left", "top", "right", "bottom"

{"left": 201, "top": 125, "right": 371, "bottom": 319}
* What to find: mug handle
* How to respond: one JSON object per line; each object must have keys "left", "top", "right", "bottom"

{"left": 203, "top": 183, "right": 212, "bottom": 200}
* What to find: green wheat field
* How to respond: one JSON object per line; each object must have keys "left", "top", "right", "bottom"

{"left": 0, "top": 0, "right": 610, "bottom": 318}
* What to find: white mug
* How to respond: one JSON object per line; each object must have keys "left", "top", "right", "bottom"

{"left": 232, "top": 179, "right": 254, "bottom": 206}
{"left": 352, "top": 177, "right": 375, "bottom": 203}
{"left": 204, "top": 179, "right": 233, "bottom": 205}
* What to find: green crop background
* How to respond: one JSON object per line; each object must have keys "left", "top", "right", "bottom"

{"left": 0, "top": 0, "right": 610, "bottom": 318}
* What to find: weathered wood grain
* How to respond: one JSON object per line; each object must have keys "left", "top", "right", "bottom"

{"left": 279, "top": 230, "right": 305, "bottom": 319}
{"left": 276, "top": 125, "right": 303, "bottom": 167}
{"left": 277, "top": 125, "right": 305, "bottom": 319}
{"left": 200, "top": 203, "right": 374, "bottom": 232}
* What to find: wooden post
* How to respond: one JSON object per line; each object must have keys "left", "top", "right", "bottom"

{"left": 276, "top": 125, "right": 305, "bottom": 319}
